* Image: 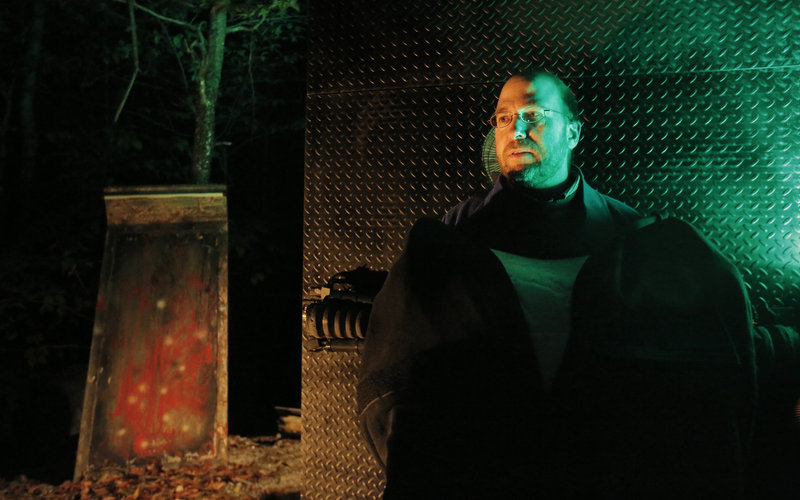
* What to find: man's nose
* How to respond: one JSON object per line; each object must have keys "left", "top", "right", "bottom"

{"left": 513, "top": 114, "right": 528, "bottom": 140}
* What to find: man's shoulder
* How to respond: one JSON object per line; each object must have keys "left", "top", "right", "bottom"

{"left": 584, "top": 181, "right": 641, "bottom": 222}
{"left": 441, "top": 193, "right": 490, "bottom": 226}
{"left": 442, "top": 179, "right": 507, "bottom": 226}
{"left": 602, "top": 192, "right": 641, "bottom": 219}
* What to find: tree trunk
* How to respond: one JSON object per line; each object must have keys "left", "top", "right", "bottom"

{"left": 0, "top": 79, "right": 14, "bottom": 203}
{"left": 20, "top": 0, "right": 45, "bottom": 193}
{"left": 189, "top": 1, "right": 228, "bottom": 185}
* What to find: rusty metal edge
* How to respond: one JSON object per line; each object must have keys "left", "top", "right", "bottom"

{"left": 103, "top": 185, "right": 227, "bottom": 196}
{"left": 214, "top": 218, "right": 230, "bottom": 462}
{"left": 74, "top": 230, "right": 115, "bottom": 480}
{"left": 104, "top": 185, "right": 227, "bottom": 226}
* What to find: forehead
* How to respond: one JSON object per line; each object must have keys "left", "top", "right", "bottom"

{"left": 496, "top": 75, "right": 565, "bottom": 111}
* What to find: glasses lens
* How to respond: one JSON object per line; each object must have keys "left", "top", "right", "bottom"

{"left": 491, "top": 113, "right": 513, "bottom": 128}
{"left": 520, "top": 109, "right": 543, "bottom": 124}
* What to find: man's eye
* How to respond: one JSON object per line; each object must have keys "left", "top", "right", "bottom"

{"left": 521, "top": 110, "right": 542, "bottom": 123}
{"left": 496, "top": 114, "right": 513, "bottom": 126}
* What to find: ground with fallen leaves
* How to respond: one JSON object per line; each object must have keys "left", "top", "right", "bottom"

{"left": 0, "top": 435, "right": 301, "bottom": 499}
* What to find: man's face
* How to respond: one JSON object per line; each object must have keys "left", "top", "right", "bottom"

{"left": 494, "top": 75, "right": 581, "bottom": 188}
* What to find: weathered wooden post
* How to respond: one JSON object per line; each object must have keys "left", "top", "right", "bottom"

{"left": 75, "top": 185, "right": 228, "bottom": 478}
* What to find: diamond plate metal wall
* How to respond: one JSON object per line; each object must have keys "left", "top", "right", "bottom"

{"left": 303, "top": 1, "right": 800, "bottom": 498}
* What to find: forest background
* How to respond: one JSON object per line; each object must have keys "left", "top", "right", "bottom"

{"left": 0, "top": 0, "right": 307, "bottom": 482}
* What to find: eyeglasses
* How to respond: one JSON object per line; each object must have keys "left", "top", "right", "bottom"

{"left": 489, "top": 107, "right": 572, "bottom": 129}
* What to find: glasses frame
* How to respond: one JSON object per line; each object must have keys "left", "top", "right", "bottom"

{"left": 489, "top": 107, "right": 572, "bottom": 129}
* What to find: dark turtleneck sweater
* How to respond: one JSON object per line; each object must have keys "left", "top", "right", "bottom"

{"left": 443, "top": 169, "right": 641, "bottom": 258}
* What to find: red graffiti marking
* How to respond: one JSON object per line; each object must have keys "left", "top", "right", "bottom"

{"left": 107, "top": 276, "right": 215, "bottom": 459}
{"left": 187, "top": 275, "right": 205, "bottom": 292}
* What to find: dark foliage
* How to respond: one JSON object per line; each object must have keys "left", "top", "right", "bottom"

{"left": 0, "top": 0, "right": 306, "bottom": 481}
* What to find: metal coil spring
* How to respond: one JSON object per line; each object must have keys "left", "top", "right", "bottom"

{"left": 312, "top": 298, "right": 372, "bottom": 340}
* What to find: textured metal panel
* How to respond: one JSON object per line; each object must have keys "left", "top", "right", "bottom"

{"left": 575, "top": 70, "right": 800, "bottom": 310}
{"left": 304, "top": 0, "right": 800, "bottom": 498}
{"left": 303, "top": 85, "right": 495, "bottom": 291}
{"left": 308, "top": 0, "right": 800, "bottom": 93}
{"left": 301, "top": 338, "right": 385, "bottom": 499}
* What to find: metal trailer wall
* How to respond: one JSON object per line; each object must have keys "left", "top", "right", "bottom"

{"left": 302, "top": 1, "right": 800, "bottom": 498}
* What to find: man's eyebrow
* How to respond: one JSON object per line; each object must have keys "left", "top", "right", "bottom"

{"left": 495, "top": 94, "right": 539, "bottom": 110}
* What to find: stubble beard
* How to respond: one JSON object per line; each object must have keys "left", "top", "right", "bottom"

{"left": 501, "top": 148, "right": 567, "bottom": 189}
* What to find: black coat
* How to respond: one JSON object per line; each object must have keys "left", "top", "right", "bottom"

{"left": 358, "top": 211, "right": 799, "bottom": 499}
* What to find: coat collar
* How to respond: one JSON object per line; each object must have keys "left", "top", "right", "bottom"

{"left": 485, "top": 168, "right": 614, "bottom": 224}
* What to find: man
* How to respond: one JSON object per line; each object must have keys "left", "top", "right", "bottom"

{"left": 440, "top": 71, "right": 641, "bottom": 392}
{"left": 357, "top": 71, "right": 785, "bottom": 498}
{"left": 442, "top": 70, "right": 640, "bottom": 256}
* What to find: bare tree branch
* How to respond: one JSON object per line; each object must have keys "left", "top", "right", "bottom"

{"left": 226, "top": 15, "right": 305, "bottom": 34}
{"left": 248, "top": 30, "right": 256, "bottom": 132}
{"left": 111, "top": 0, "right": 196, "bottom": 29}
{"left": 114, "top": 0, "right": 140, "bottom": 122}
{"left": 159, "top": 21, "right": 189, "bottom": 89}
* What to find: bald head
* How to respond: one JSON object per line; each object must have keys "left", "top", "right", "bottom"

{"left": 513, "top": 70, "right": 582, "bottom": 122}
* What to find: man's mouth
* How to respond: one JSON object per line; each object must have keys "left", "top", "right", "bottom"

{"left": 508, "top": 149, "right": 540, "bottom": 160}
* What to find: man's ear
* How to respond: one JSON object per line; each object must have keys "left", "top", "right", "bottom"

{"left": 567, "top": 121, "right": 582, "bottom": 149}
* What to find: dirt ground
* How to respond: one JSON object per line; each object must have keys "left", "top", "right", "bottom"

{"left": 0, "top": 435, "right": 301, "bottom": 499}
